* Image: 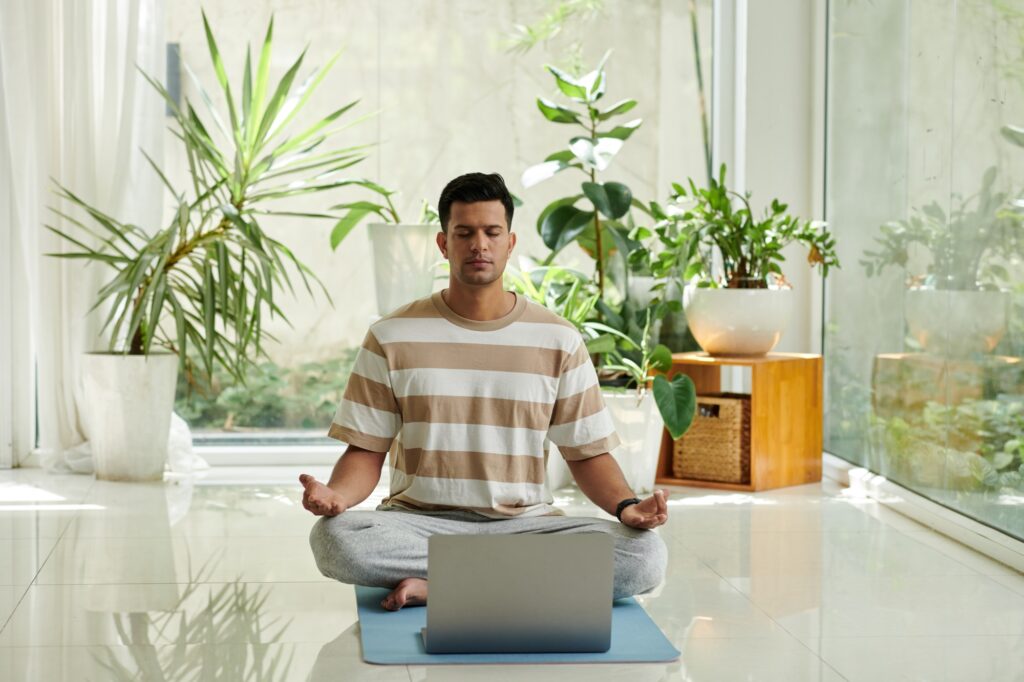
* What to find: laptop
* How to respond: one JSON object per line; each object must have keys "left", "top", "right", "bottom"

{"left": 421, "top": 532, "right": 615, "bottom": 654}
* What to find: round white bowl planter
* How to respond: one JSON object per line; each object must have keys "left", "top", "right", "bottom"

{"left": 545, "top": 389, "right": 664, "bottom": 495}
{"left": 82, "top": 352, "right": 179, "bottom": 481}
{"left": 904, "top": 288, "right": 1008, "bottom": 357}
{"left": 368, "top": 223, "right": 440, "bottom": 316}
{"left": 683, "top": 285, "right": 795, "bottom": 356}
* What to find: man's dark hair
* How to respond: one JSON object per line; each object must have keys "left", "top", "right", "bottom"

{"left": 438, "top": 172, "right": 514, "bottom": 233}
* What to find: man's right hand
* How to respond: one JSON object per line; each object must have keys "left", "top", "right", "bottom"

{"left": 299, "top": 474, "right": 348, "bottom": 517}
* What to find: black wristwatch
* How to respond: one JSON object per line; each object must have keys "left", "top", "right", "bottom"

{"left": 615, "top": 497, "right": 642, "bottom": 521}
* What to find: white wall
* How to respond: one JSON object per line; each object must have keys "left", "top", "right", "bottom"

{"left": 163, "top": 0, "right": 712, "bottom": 364}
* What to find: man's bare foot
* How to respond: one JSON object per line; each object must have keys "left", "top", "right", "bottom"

{"left": 299, "top": 473, "right": 347, "bottom": 517}
{"left": 381, "top": 577, "right": 428, "bottom": 611}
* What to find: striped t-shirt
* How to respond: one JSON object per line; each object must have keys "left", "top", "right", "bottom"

{"left": 327, "top": 290, "right": 621, "bottom": 518}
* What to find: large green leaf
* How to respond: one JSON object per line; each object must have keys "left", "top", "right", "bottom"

{"left": 598, "top": 118, "right": 643, "bottom": 141}
{"left": 582, "top": 181, "right": 633, "bottom": 219}
{"left": 540, "top": 205, "right": 594, "bottom": 251}
{"left": 653, "top": 373, "right": 696, "bottom": 440}
{"left": 522, "top": 160, "right": 574, "bottom": 188}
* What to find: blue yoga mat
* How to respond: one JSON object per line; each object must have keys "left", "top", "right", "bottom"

{"left": 355, "top": 586, "right": 681, "bottom": 665}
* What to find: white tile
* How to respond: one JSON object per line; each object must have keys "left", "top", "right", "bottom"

{"left": 0, "top": 642, "right": 411, "bottom": 682}
{"left": 34, "top": 533, "right": 330, "bottom": 585}
{"left": 0, "top": 585, "right": 27, "bottom": 632}
{"left": 747, "top": 573, "right": 1024, "bottom": 640}
{"left": 676, "top": 527, "right": 989, "bottom": 585}
{"left": 898, "top": 529, "right": 1023, "bottom": 576}
{"left": 991, "top": 572, "right": 1024, "bottom": 598}
{"left": 807, "top": 635, "right": 1024, "bottom": 682}
{"left": 676, "top": 633, "right": 847, "bottom": 682}
{"left": 0, "top": 581, "right": 359, "bottom": 647}
{"left": 0, "top": 537, "right": 61, "bottom": 586}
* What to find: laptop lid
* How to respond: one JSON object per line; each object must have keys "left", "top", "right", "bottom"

{"left": 423, "top": 532, "right": 614, "bottom": 654}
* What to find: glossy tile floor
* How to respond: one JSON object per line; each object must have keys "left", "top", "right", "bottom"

{"left": 1, "top": 466, "right": 1022, "bottom": 681}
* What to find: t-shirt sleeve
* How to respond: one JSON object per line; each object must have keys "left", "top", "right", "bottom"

{"left": 546, "top": 336, "right": 621, "bottom": 461}
{"left": 327, "top": 328, "right": 402, "bottom": 452}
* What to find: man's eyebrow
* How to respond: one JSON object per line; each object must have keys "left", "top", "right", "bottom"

{"left": 452, "top": 224, "right": 504, "bottom": 230}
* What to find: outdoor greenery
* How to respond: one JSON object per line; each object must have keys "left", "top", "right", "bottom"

{"left": 643, "top": 164, "right": 840, "bottom": 289}
{"left": 47, "top": 13, "right": 370, "bottom": 385}
{"left": 860, "top": 167, "right": 1022, "bottom": 290}
{"left": 176, "top": 350, "right": 357, "bottom": 430}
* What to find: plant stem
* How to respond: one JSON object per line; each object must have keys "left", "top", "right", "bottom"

{"left": 589, "top": 114, "right": 605, "bottom": 299}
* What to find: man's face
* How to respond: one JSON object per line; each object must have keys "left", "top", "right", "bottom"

{"left": 437, "top": 200, "right": 516, "bottom": 288}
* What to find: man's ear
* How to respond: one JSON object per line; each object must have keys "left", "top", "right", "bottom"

{"left": 436, "top": 230, "right": 447, "bottom": 258}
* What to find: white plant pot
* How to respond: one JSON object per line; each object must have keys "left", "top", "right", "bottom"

{"left": 904, "top": 288, "right": 1008, "bottom": 356}
{"left": 82, "top": 353, "right": 179, "bottom": 481}
{"left": 545, "top": 391, "right": 664, "bottom": 495}
{"left": 368, "top": 223, "right": 441, "bottom": 315}
{"left": 683, "top": 285, "right": 794, "bottom": 356}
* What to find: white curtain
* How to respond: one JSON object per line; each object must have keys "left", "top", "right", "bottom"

{"left": 0, "top": 0, "right": 165, "bottom": 470}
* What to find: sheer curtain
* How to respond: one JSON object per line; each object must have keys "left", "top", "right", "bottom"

{"left": 0, "top": 0, "right": 165, "bottom": 470}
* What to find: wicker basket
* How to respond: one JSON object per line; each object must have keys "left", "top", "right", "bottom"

{"left": 672, "top": 393, "right": 751, "bottom": 484}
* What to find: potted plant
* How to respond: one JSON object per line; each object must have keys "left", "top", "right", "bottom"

{"left": 329, "top": 185, "right": 443, "bottom": 316}
{"left": 648, "top": 164, "right": 840, "bottom": 356}
{"left": 506, "top": 263, "right": 696, "bottom": 493}
{"left": 47, "top": 14, "right": 370, "bottom": 480}
{"left": 860, "top": 167, "right": 1021, "bottom": 357}
{"left": 520, "top": 52, "right": 643, "bottom": 300}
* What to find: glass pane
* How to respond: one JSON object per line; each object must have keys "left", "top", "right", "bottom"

{"left": 825, "top": 0, "right": 1024, "bottom": 540}
{"left": 165, "top": 1, "right": 714, "bottom": 444}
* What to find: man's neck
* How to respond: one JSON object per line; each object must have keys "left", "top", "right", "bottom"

{"left": 442, "top": 283, "right": 515, "bottom": 321}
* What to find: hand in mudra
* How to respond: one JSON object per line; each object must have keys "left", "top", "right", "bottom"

{"left": 299, "top": 474, "right": 348, "bottom": 517}
{"left": 619, "top": 489, "right": 670, "bottom": 529}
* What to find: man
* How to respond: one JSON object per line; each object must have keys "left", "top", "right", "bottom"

{"left": 300, "top": 172, "right": 669, "bottom": 612}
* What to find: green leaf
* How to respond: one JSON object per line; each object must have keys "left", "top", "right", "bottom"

{"left": 582, "top": 181, "right": 633, "bottom": 219}
{"left": 649, "top": 344, "right": 673, "bottom": 373}
{"left": 585, "top": 334, "right": 617, "bottom": 355}
{"left": 654, "top": 373, "right": 696, "bottom": 440}
{"left": 522, "top": 160, "right": 574, "bottom": 188}
{"left": 597, "top": 99, "right": 637, "bottom": 121}
{"left": 1001, "top": 124, "right": 1024, "bottom": 148}
{"left": 540, "top": 205, "right": 594, "bottom": 251}
{"left": 598, "top": 118, "right": 643, "bottom": 141}
{"left": 544, "top": 64, "right": 588, "bottom": 101}
{"left": 537, "top": 97, "right": 582, "bottom": 124}
{"left": 569, "top": 137, "right": 624, "bottom": 171}
{"left": 330, "top": 209, "right": 371, "bottom": 250}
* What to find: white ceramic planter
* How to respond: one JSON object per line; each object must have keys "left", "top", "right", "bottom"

{"left": 904, "top": 288, "right": 1008, "bottom": 356}
{"left": 683, "top": 285, "right": 794, "bottom": 356}
{"left": 82, "top": 353, "right": 179, "bottom": 481}
{"left": 368, "top": 223, "right": 441, "bottom": 315}
{"left": 546, "top": 390, "right": 664, "bottom": 495}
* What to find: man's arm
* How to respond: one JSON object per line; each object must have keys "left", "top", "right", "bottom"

{"left": 299, "top": 445, "right": 387, "bottom": 516}
{"left": 566, "top": 453, "right": 669, "bottom": 529}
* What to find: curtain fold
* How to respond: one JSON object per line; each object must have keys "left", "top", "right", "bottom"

{"left": 0, "top": 0, "right": 165, "bottom": 470}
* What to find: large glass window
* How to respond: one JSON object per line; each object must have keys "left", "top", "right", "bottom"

{"left": 165, "top": 1, "right": 713, "bottom": 444}
{"left": 824, "top": 0, "right": 1024, "bottom": 540}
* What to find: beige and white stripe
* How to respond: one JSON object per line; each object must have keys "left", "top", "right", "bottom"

{"left": 328, "top": 291, "right": 621, "bottom": 518}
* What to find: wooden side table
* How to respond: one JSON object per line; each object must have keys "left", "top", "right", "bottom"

{"left": 655, "top": 352, "right": 823, "bottom": 491}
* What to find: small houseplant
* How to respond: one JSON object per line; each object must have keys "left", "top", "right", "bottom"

{"left": 506, "top": 263, "right": 696, "bottom": 493}
{"left": 329, "top": 183, "right": 443, "bottom": 316}
{"left": 647, "top": 164, "right": 839, "bottom": 355}
{"left": 48, "top": 14, "right": 370, "bottom": 479}
{"left": 860, "top": 167, "right": 1022, "bottom": 356}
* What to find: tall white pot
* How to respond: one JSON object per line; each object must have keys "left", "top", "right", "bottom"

{"left": 368, "top": 223, "right": 441, "bottom": 315}
{"left": 683, "top": 285, "right": 794, "bottom": 355}
{"left": 82, "top": 353, "right": 179, "bottom": 481}
{"left": 545, "top": 391, "right": 664, "bottom": 495}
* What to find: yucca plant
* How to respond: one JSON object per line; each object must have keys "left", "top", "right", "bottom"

{"left": 48, "top": 13, "right": 373, "bottom": 384}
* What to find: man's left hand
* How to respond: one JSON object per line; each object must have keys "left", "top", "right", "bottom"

{"left": 619, "top": 489, "right": 669, "bottom": 529}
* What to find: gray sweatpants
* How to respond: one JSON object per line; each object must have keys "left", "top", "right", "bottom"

{"left": 309, "top": 507, "right": 669, "bottom": 600}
